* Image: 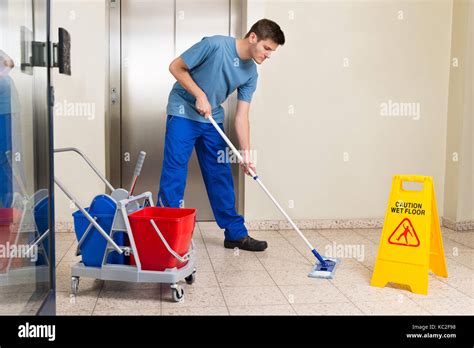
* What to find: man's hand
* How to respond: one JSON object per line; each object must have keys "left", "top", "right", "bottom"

{"left": 240, "top": 161, "right": 256, "bottom": 177}
{"left": 168, "top": 57, "right": 211, "bottom": 118}
{"left": 196, "top": 93, "right": 212, "bottom": 118}
{"left": 240, "top": 150, "right": 256, "bottom": 177}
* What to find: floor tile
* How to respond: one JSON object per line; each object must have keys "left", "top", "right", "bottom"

{"left": 161, "top": 286, "right": 225, "bottom": 308}
{"left": 444, "top": 232, "right": 474, "bottom": 249}
{"left": 329, "top": 264, "right": 373, "bottom": 286}
{"left": 202, "top": 235, "right": 225, "bottom": 247}
{"left": 0, "top": 292, "right": 40, "bottom": 314}
{"left": 181, "top": 270, "right": 218, "bottom": 288}
{"left": 267, "top": 267, "right": 326, "bottom": 286}
{"left": 197, "top": 221, "right": 221, "bottom": 231}
{"left": 445, "top": 248, "right": 473, "bottom": 269}
{"left": 56, "top": 290, "right": 99, "bottom": 315}
{"left": 56, "top": 274, "right": 103, "bottom": 293}
{"left": 248, "top": 230, "right": 288, "bottom": 240}
{"left": 221, "top": 286, "right": 288, "bottom": 306}
{"left": 441, "top": 259, "right": 472, "bottom": 279}
{"left": 292, "top": 302, "right": 363, "bottom": 315}
{"left": 259, "top": 257, "right": 312, "bottom": 271}
{"left": 334, "top": 282, "right": 407, "bottom": 303}
{"left": 0, "top": 283, "right": 37, "bottom": 294}
{"left": 211, "top": 255, "right": 265, "bottom": 272}
{"left": 353, "top": 299, "right": 431, "bottom": 315}
{"left": 403, "top": 278, "right": 469, "bottom": 300}
{"left": 255, "top": 245, "right": 308, "bottom": 262}
{"left": 47, "top": 226, "right": 473, "bottom": 316}
{"left": 194, "top": 252, "right": 214, "bottom": 272}
{"left": 353, "top": 228, "right": 383, "bottom": 244}
{"left": 414, "top": 297, "right": 474, "bottom": 315}
{"left": 264, "top": 237, "right": 299, "bottom": 249}
{"left": 278, "top": 283, "right": 348, "bottom": 304}
{"left": 436, "top": 278, "right": 473, "bottom": 298}
{"left": 205, "top": 245, "right": 257, "bottom": 260}
{"left": 94, "top": 289, "right": 161, "bottom": 315}
{"left": 162, "top": 306, "right": 229, "bottom": 316}
{"left": 215, "top": 270, "right": 275, "bottom": 287}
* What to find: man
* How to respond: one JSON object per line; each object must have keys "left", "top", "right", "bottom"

{"left": 158, "top": 19, "right": 285, "bottom": 252}
{"left": 0, "top": 50, "right": 19, "bottom": 208}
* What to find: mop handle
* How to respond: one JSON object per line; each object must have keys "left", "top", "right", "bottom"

{"left": 207, "top": 116, "right": 317, "bottom": 255}
{"left": 207, "top": 116, "right": 257, "bottom": 177}
{"left": 129, "top": 151, "right": 146, "bottom": 197}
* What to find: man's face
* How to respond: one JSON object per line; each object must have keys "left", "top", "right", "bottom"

{"left": 248, "top": 33, "right": 279, "bottom": 65}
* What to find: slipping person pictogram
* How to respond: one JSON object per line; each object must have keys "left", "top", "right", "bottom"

{"left": 388, "top": 218, "right": 420, "bottom": 247}
{"left": 396, "top": 223, "right": 413, "bottom": 245}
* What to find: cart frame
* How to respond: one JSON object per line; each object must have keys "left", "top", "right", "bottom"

{"left": 54, "top": 147, "right": 196, "bottom": 302}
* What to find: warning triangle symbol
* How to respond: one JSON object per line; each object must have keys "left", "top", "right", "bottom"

{"left": 388, "top": 218, "right": 420, "bottom": 247}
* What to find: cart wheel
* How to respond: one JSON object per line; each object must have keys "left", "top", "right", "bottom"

{"left": 71, "top": 277, "right": 80, "bottom": 295}
{"left": 185, "top": 270, "right": 196, "bottom": 285}
{"left": 171, "top": 285, "right": 184, "bottom": 302}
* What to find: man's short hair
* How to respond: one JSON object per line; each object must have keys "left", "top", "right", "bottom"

{"left": 245, "top": 19, "right": 285, "bottom": 45}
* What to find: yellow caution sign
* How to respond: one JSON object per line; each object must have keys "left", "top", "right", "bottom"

{"left": 371, "top": 175, "right": 448, "bottom": 295}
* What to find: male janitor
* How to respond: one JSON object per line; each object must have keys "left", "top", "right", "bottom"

{"left": 158, "top": 19, "right": 285, "bottom": 251}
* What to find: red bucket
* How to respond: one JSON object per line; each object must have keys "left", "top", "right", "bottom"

{"left": 128, "top": 207, "right": 196, "bottom": 271}
{"left": 0, "top": 208, "right": 22, "bottom": 273}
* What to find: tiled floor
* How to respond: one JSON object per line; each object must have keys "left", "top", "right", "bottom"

{"left": 55, "top": 223, "right": 474, "bottom": 316}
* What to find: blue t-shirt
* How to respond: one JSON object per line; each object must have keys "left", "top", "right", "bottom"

{"left": 0, "top": 76, "right": 12, "bottom": 115}
{"left": 167, "top": 35, "right": 258, "bottom": 123}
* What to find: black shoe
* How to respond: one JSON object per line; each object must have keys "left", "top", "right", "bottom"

{"left": 224, "top": 236, "right": 268, "bottom": 252}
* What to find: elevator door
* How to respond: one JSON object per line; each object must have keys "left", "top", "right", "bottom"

{"left": 118, "top": 0, "right": 241, "bottom": 220}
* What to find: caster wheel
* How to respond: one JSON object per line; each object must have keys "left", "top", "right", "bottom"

{"left": 185, "top": 270, "right": 196, "bottom": 285}
{"left": 71, "top": 277, "right": 80, "bottom": 295}
{"left": 171, "top": 285, "right": 184, "bottom": 302}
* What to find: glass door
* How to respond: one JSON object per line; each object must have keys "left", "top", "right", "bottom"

{"left": 0, "top": 0, "right": 55, "bottom": 315}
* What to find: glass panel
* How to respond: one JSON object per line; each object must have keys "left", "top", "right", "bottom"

{"left": 0, "top": 0, "right": 53, "bottom": 314}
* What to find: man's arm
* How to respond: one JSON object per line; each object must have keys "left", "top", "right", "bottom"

{"left": 234, "top": 100, "right": 256, "bottom": 175}
{"left": 169, "top": 57, "right": 212, "bottom": 117}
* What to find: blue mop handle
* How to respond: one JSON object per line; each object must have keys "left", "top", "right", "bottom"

{"left": 312, "top": 249, "right": 328, "bottom": 266}
{"left": 208, "top": 115, "right": 326, "bottom": 265}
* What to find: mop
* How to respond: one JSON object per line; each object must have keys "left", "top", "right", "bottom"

{"left": 208, "top": 116, "right": 339, "bottom": 279}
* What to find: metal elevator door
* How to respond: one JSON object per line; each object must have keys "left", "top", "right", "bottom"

{"left": 113, "top": 0, "right": 242, "bottom": 220}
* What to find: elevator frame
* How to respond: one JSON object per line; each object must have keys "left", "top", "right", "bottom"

{"left": 105, "top": 0, "right": 248, "bottom": 219}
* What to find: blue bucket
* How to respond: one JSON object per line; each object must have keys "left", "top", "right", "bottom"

{"left": 34, "top": 196, "right": 49, "bottom": 266}
{"left": 72, "top": 195, "right": 127, "bottom": 267}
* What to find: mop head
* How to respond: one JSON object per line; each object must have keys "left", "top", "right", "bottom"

{"left": 308, "top": 257, "right": 340, "bottom": 279}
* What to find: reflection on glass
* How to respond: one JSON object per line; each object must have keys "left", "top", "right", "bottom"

{"left": 0, "top": 0, "right": 52, "bottom": 315}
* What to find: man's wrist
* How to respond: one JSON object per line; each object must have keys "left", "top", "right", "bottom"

{"left": 195, "top": 90, "right": 206, "bottom": 99}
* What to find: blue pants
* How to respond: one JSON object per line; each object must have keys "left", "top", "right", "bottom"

{"left": 157, "top": 115, "right": 248, "bottom": 241}
{"left": 0, "top": 114, "right": 12, "bottom": 208}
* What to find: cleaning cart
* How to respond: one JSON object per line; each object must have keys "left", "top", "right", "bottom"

{"left": 54, "top": 148, "right": 197, "bottom": 302}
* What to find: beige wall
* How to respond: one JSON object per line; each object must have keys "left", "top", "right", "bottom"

{"left": 444, "top": 0, "right": 473, "bottom": 224}
{"left": 52, "top": 0, "right": 108, "bottom": 222}
{"left": 244, "top": 0, "right": 453, "bottom": 221}
{"left": 51, "top": 0, "right": 472, "bottom": 227}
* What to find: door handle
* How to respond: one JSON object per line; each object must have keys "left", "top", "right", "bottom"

{"left": 53, "top": 27, "right": 71, "bottom": 75}
{"left": 22, "top": 27, "right": 72, "bottom": 75}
